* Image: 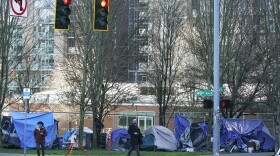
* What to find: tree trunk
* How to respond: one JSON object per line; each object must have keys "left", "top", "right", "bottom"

{"left": 91, "top": 104, "right": 98, "bottom": 149}
{"left": 78, "top": 56, "right": 88, "bottom": 144}
{"left": 159, "top": 102, "right": 165, "bottom": 126}
{"left": 0, "top": 110, "right": 2, "bottom": 146}
{"left": 206, "top": 108, "right": 213, "bottom": 151}
{"left": 78, "top": 104, "right": 85, "bottom": 145}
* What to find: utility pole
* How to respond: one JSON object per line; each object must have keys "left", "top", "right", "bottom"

{"left": 213, "top": 0, "right": 220, "bottom": 155}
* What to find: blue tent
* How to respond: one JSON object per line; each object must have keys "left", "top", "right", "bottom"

{"left": 221, "top": 119, "right": 275, "bottom": 152}
{"left": 11, "top": 112, "right": 56, "bottom": 149}
{"left": 174, "top": 114, "right": 190, "bottom": 141}
{"left": 110, "top": 128, "right": 130, "bottom": 151}
{"left": 140, "top": 134, "right": 155, "bottom": 151}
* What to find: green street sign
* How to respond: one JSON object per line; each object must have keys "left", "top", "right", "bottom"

{"left": 196, "top": 90, "right": 213, "bottom": 96}
{"left": 196, "top": 87, "right": 225, "bottom": 96}
{"left": 220, "top": 87, "right": 225, "bottom": 92}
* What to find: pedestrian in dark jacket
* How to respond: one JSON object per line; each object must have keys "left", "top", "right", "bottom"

{"left": 127, "top": 119, "right": 142, "bottom": 156}
{"left": 34, "top": 121, "right": 47, "bottom": 156}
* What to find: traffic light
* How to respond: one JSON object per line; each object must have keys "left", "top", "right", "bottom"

{"left": 54, "top": 0, "right": 72, "bottom": 30}
{"left": 203, "top": 99, "right": 213, "bottom": 109}
{"left": 94, "top": 0, "right": 109, "bottom": 31}
{"left": 220, "top": 99, "right": 231, "bottom": 109}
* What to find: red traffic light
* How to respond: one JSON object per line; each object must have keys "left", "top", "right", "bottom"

{"left": 64, "top": 0, "right": 72, "bottom": 5}
{"left": 100, "top": 0, "right": 109, "bottom": 7}
{"left": 220, "top": 99, "right": 231, "bottom": 108}
{"left": 221, "top": 100, "right": 226, "bottom": 108}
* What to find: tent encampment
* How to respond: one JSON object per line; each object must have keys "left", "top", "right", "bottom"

{"left": 63, "top": 127, "right": 93, "bottom": 148}
{"left": 110, "top": 128, "right": 130, "bottom": 151}
{"left": 141, "top": 125, "right": 177, "bottom": 151}
{"left": 220, "top": 119, "right": 275, "bottom": 152}
{"left": 11, "top": 112, "right": 57, "bottom": 149}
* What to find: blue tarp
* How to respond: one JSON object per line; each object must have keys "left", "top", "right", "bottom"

{"left": 174, "top": 114, "right": 190, "bottom": 141}
{"left": 11, "top": 112, "right": 55, "bottom": 149}
{"left": 63, "top": 130, "right": 75, "bottom": 142}
{"left": 111, "top": 128, "right": 130, "bottom": 142}
{"left": 221, "top": 119, "right": 275, "bottom": 151}
{"left": 110, "top": 128, "right": 130, "bottom": 150}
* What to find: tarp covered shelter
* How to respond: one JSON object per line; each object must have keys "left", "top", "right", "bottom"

{"left": 220, "top": 119, "right": 275, "bottom": 152}
{"left": 142, "top": 125, "right": 177, "bottom": 151}
{"left": 11, "top": 112, "right": 57, "bottom": 149}
{"left": 63, "top": 127, "right": 93, "bottom": 148}
{"left": 110, "top": 128, "right": 130, "bottom": 151}
{"left": 174, "top": 115, "right": 208, "bottom": 151}
{"left": 174, "top": 114, "right": 190, "bottom": 141}
{"left": 1, "top": 116, "right": 20, "bottom": 147}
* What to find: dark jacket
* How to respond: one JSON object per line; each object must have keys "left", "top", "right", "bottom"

{"left": 128, "top": 123, "right": 142, "bottom": 145}
{"left": 34, "top": 127, "right": 47, "bottom": 143}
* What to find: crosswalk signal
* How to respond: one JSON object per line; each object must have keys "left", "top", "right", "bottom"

{"left": 203, "top": 99, "right": 213, "bottom": 109}
{"left": 55, "top": 0, "right": 72, "bottom": 30}
{"left": 94, "top": 0, "right": 109, "bottom": 31}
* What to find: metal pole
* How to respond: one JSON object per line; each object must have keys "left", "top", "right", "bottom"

{"left": 213, "top": 0, "right": 220, "bottom": 155}
{"left": 24, "top": 99, "right": 27, "bottom": 156}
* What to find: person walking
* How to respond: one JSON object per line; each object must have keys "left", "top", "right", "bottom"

{"left": 127, "top": 119, "right": 142, "bottom": 156}
{"left": 34, "top": 121, "right": 47, "bottom": 156}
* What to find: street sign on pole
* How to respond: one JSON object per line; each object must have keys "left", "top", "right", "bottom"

{"left": 196, "top": 90, "right": 213, "bottom": 96}
{"left": 196, "top": 87, "right": 225, "bottom": 97}
{"left": 23, "top": 88, "right": 30, "bottom": 99}
{"left": 10, "top": 0, "right": 28, "bottom": 17}
{"left": 220, "top": 87, "right": 225, "bottom": 93}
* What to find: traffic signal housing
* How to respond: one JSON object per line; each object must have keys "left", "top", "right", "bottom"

{"left": 203, "top": 99, "right": 213, "bottom": 109}
{"left": 55, "top": 0, "right": 72, "bottom": 30}
{"left": 94, "top": 0, "right": 109, "bottom": 31}
{"left": 220, "top": 99, "right": 231, "bottom": 109}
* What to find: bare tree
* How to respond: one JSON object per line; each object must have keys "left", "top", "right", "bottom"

{"left": 183, "top": 0, "right": 279, "bottom": 150}
{"left": 146, "top": 0, "right": 188, "bottom": 126}
{"left": 0, "top": 0, "right": 19, "bottom": 145}
{"left": 261, "top": 0, "right": 280, "bottom": 151}
{"left": 60, "top": 0, "right": 131, "bottom": 148}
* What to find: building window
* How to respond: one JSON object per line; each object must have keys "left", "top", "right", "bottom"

{"left": 140, "top": 87, "right": 175, "bottom": 95}
{"left": 137, "top": 73, "right": 148, "bottom": 82}
{"left": 118, "top": 111, "right": 155, "bottom": 131}
{"left": 140, "top": 87, "right": 154, "bottom": 95}
{"left": 128, "top": 71, "right": 136, "bottom": 82}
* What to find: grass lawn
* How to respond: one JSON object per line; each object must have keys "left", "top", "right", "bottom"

{"left": 0, "top": 148, "right": 212, "bottom": 156}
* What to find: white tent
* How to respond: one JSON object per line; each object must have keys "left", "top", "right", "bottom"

{"left": 67, "top": 127, "right": 93, "bottom": 147}
{"left": 143, "top": 125, "right": 177, "bottom": 151}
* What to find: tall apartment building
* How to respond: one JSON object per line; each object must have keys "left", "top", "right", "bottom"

{"left": 8, "top": 0, "right": 57, "bottom": 94}
{"left": 127, "top": 0, "right": 149, "bottom": 82}
{"left": 64, "top": 0, "right": 149, "bottom": 83}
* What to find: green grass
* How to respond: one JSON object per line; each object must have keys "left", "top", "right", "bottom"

{"left": 0, "top": 147, "right": 212, "bottom": 156}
